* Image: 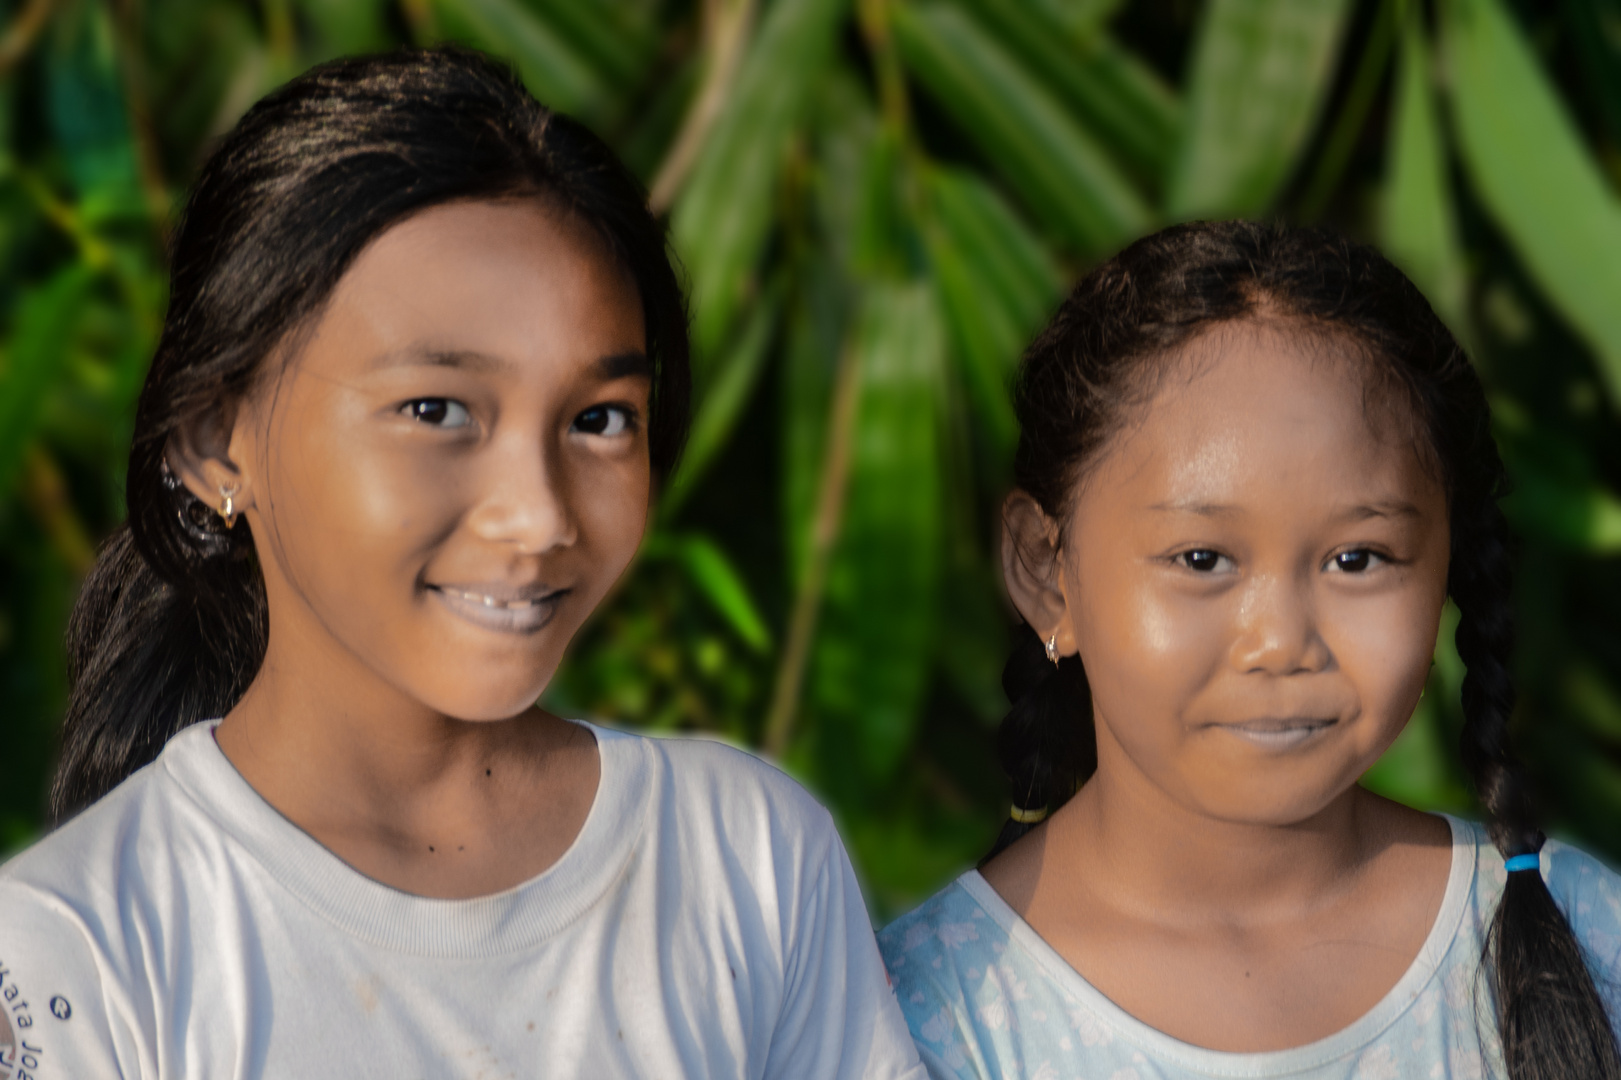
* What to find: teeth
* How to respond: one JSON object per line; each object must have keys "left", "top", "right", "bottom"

{"left": 450, "top": 590, "right": 536, "bottom": 610}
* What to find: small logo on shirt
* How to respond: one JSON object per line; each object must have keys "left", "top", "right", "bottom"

{"left": 47, "top": 998, "right": 69, "bottom": 1022}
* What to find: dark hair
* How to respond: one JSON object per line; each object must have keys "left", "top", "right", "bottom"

{"left": 51, "top": 47, "right": 690, "bottom": 823}
{"left": 989, "top": 220, "right": 1620, "bottom": 1079}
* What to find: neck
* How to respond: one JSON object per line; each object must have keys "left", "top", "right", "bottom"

{"left": 1052, "top": 731, "right": 1379, "bottom": 927}
{"left": 215, "top": 613, "right": 552, "bottom": 835}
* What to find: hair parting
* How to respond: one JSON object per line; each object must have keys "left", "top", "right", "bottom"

{"left": 52, "top": 47, "right": 690, "bottom": 824}
{"left": 987, "top": 220, "right": 1620, "bottom": 1078}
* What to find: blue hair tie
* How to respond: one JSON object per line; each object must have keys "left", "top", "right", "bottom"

{"left": 1504, "top": 854, "right": 1541, "bottom": 874}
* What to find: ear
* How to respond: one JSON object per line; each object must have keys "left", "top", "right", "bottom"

{"left": 166, "top": 400, "right": 254, "bottom": 516}
{"left": 1002, "top": 489, "right": 1076, "bottom": 658}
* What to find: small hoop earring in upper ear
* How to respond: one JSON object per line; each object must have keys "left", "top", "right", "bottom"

{"left": 218, "top": 485, "right": 240, "bottom": 529}
{"left": 1045, "top": 633, "right": 1060, "bottom": 666}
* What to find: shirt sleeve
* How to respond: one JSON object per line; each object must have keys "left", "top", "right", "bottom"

{"left": 0, "top": 880, "right": 141, "bottom": 1080}
{"left": 878, "top": 922, "right": 986, "bottom": 1080}
{"left": 762, "top": 835, "right": 928, "bottom": 1080}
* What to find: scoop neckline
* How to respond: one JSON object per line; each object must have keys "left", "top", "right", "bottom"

{"left": 159, "top": 719, "right": 651, "bottom": 959}
{"left": 957, "top": 813, "right": 1476, "bottom": 1078}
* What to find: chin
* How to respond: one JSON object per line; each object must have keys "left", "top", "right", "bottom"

{"left": 1218, "top": 800, "right": 1341, "bottom": 829}
{"left": 1185, "top": 772, "right": 1356, "bottom": 828}
{"left": 412, "top": 669, "right": 558, "bottom": 722}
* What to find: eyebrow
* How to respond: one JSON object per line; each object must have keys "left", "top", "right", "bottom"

{"left": 593, "top": 350, "right": 652, "bottom": 381}
{"left": 1148, "top": 499, "right": 1423, "bottom": 520}
{"left": 1337, "top": 500, "right": 1422, "bottom": 521}
{"left": 1149, "top": 500, "right": 1240, "bottom": 517}
{"left": 371, "top": 348, "right": 508, "bottom": 373}
{"left": 371, "top": 347, "right": 651, "bottom": 379}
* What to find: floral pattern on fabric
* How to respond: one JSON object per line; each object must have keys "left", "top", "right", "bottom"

{"left": 880, "top": 817, "right": 1621, "bottom": 1080}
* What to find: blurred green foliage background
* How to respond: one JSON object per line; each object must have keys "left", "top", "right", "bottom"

{"left": 1, "top": 0, "right": 1619, "bottom": 920}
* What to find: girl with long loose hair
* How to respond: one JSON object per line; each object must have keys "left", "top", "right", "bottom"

{"left": 0, "top": 47, "right": 923, "bottom": 1080}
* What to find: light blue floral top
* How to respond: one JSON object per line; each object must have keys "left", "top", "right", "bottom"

{"left": 879, "top": 816, "right": 1621, "bottom": 1080}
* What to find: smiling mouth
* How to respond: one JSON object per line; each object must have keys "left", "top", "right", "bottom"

{"left": 425, "top": 584, "right": 568, "bottom": 634}
{"left": 1215, "top": 718, "right": 1339, "bottom": 751}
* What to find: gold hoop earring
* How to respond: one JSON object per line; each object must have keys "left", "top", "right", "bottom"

{"left": 218, "top": 486, "right": 240, "bottom": 529}
{"left": 1045, "top": 633, "right": 1060, "bottom": 666}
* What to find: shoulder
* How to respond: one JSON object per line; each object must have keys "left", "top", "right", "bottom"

{"left": 1, "top": 725, "right": 228, "bottom": 984}
{"left": 1451, "top": 816, "right": 1621, "bottom": 974}
{"left": 621, "top": 726, "right": 824, "bottom": 807}
{"left": 1543, "top": 836, "right": 1621, "bottom": 974}
{"left": 0, "top": 784, "right": 162, "bottom": 1067}
{"left": 879, "top": 879, "right": 1010, "bottom": 1080}
{"left": 1543, "top": 834, "right": 1621, "bottom": 901}
{"left": 588, "top": 723, "right": 842, "bottom": 879}
{"left": 595, "top": 724, "right": 834, "bottom": 832}
{"left": 0, "top": 751, "right": 180, "bottom": 903}
{"left": 0, "top": 874, "right": 135, "bottom": 1077}
{"left": 879, "top": 876, "right": 1003, "bottom": 1002}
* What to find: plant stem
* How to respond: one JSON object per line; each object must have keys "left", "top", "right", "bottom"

{"left": 0, "top": 0, "right": 54, "bottom": 76}
{"left": 1297, "top": 0, "right": 1398, "bottom": 220}
{"left": 763, "top": 336, "right": 863, "bottom": 755}
{"left": 109, "top": 0, "right": 173, "bottom": 240}
{"left": 20, "top": 171, "right": 112, "bottom": 269}
{"left": 859, "top": 0, "right": 910, "bottom": 131}
{"left": 399, "top": 0, "right": 438, "bottom": 43}
{"left": 21, "top": 446, "right": 95, "bottom": 576}
{"left": 648, "top": 0, "right": 757, "bottom": 214}
{"left": 261, "top": 0, "right": 297, "bottom": 77}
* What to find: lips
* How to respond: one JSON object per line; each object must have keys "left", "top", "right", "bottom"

{"left": 1215, "top": 717, "right": 1338, "bottom": 751}
{"left": 425, "top": 583, "right": 567, "bottom": 634}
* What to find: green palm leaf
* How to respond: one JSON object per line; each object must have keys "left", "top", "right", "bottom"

{"left": 892, "top": 1, "right": 1152, "bottom": 253}
{"left": 922, "top": 165, "right": 1062, "bottom": 459}
{"left": 1380, "top": 6, "right": 1466, "bottom": 332}
{"left": 955, "top": 0, "right": 1181, "bottom": 180}
{"left": 0, "top": 265, "right": 97, "bottom": 497}
{"left": 672, "top": 0, "right": 848, "bottom": 364}
{"left": 808, "top": 281, "right": 946, "bottom": 780}
{"left": 430, "top": 0, "right": 607, "bottom": 116}
{"left": 1444, "top": 0, "right": 1621, "bottom": 403}
{"left": 1168, "top": 0, "right": 1353, "bottom": 218}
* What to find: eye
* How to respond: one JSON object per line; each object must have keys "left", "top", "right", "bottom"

{"left": 401, "top": 398, "right": 471, "bottom": 428}
{"left": 1178, "top": 549, "right": 1230, "bottom": 573}
{"left": 572, "top": 404, "right": 633, "bottom": 437}
{"left": 1327, "top": 549, "right": 1385, "bottom": 573}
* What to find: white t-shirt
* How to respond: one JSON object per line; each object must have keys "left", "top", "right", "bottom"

{"left": 0, "top": 721, "right": 927, "bottom": 1080}
{"left": 879, "top": 814, "right": 1621, "bottom": 1079}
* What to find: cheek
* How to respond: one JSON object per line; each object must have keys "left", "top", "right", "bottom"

{"left": 1323, "top": 580, "right": 1445, "bottom": 731}
{"left": 261, "top": 391, "right": 459, "bottom": 590}
{"left": 1068, "top": 551, "right": 1229, "bottom": 743}
{"left": 568, "top": 450, "right": 650, "bottom": 578}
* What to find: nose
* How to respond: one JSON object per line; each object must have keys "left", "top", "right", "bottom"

{"left": 1228, "top": 571, "right": 1332, "bottom": 676}
{"left": 465, "top": 432, "right": 577, "bottom": 555}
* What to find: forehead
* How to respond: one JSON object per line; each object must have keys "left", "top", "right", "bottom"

{"left": 1082, "top": 320, "right": 1440, "bottom": 515}
{"left": 296, "top": 198, "right": 644, "bottom": 376}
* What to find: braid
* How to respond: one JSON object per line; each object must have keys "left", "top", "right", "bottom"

{"left": 1451, "top": 493, "right": 1538, "bottom": 855}
{"left": 1450, "top": 438, "right": 1621, "bottom": 1079}
{"left": 985, "top": 622, "right": 1094, "bottom": 860}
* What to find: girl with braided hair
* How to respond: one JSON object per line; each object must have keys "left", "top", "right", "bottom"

{"left": 879, "top": 221, "right": 1621, "bottom": 1080}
